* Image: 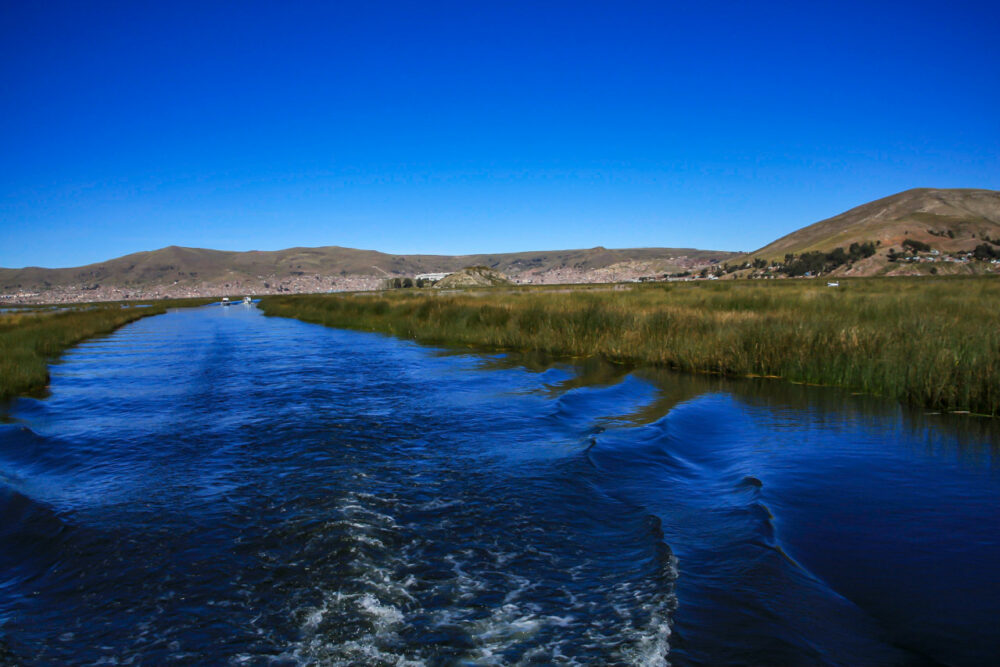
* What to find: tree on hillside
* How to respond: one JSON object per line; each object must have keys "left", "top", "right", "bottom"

{"left": 902, "top": 239, "right": 931, "bottom": 253}
{"left": 779, "top": 243, "right": 870, "bottom": 276}
{"left": 973, "top": 244, "right": 1000, "bottom": 261}
{"left": 848, "top": 242, "right": 876, "bottom": 260}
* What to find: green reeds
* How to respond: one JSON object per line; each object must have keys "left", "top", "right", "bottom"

{"left": 0, "top": 304, "right": 171, "bottom": 400}
{"left": 260, "top": 277, "right": 1000, "bottom": 415}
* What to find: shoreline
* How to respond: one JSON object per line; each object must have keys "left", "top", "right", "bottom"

{"left": 0, "top": 298, "right": 213, "bottom": 400}
{"left": 258, "top": 277, "right": 1000, "bottom": 416}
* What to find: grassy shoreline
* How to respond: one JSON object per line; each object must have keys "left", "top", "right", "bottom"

{"left": 260, "top": 277, "right": 1000, "bottom": 416}
{"left": 0, "top": 299, "right": 212, "bottom": 400}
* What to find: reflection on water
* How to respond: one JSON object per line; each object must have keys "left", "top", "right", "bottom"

{"left": 0, "top": 305, "right": 997, "bottom": 665}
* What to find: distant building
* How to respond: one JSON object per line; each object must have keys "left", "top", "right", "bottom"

{"left": 415, "top": 272, "right": 452, "bottom": 282}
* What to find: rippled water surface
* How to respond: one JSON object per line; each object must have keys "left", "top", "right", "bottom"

{"left": 1, "top": 305, "right": 998, "bottom": 665}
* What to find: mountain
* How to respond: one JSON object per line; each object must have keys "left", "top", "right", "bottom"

{"left": 7, "top": 188, "right": 997, "bottom": 303}
{"left": 0, "top": 245, "right": 736, "bottom": 303}
{"left": 751, "top": 188, "right": 1000, "bottom": 274}
{"left": 434, "top": 266, "right": 513, "bottom": 288}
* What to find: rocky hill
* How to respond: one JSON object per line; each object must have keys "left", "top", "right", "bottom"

{"left": 434, "top": 267, "right": 513, "bottom": 288}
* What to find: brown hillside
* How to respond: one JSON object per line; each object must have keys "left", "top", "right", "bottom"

{"left": 752, "top": 188, "right": 1000, "bottom": 267}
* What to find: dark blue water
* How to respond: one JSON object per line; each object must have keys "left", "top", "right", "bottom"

{"left": 1, "top": 305, "right": 998, "bottom": 665}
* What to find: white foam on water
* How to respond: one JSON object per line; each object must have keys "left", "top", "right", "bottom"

{"left": 501, "top": 572, "right": 534, "bottom": 604}
{"left": 627, "top": 609, "right": 672, "bottom": 667}
{"left": 357, "top": 592, "right": 404, "bottom": 625}
{"left": 280, "top": 488, "right": 676, "bottom": 666}
{"left": 354, "top": 534, "right": 387, "bottom": 548}
{"left": 418, "top": 497, "right": 462, "bottom": 510}
{"left": 281, "top": 490, "right": 429, "bottom": 666}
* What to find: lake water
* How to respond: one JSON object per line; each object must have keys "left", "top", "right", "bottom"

{"left": 1, "top": 305, "right": 998, "bottom": 665}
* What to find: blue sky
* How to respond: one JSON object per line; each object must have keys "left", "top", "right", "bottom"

{"left": 2, "top": 0, "right": 998, "bottom": 268}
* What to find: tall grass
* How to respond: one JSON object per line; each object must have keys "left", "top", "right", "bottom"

{"left": 260, "top": 277, "right": 1000, "bottom": 415}
{"left": 0, "top": 300, "right": 207, "bottom": 400}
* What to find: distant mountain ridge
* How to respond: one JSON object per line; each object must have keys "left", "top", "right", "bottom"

{"left": 0, "top": 245, "right": 735, "bottom": 301}
{"left": 5, "top": 187, "right": 998, "bottom": 302}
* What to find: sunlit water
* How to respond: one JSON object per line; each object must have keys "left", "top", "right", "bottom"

{"left": 1, "top": 305, "right": 998, "bottom": 665}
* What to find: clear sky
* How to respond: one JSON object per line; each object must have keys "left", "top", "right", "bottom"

{"left": 2, "top": 0, "right": 998, "bottom": 268}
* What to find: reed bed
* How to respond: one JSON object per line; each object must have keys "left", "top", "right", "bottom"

{"left": 0, "top": 301, "right": 201, "bottom": 400}
{"left": 261, "top": 277, "right": 1000, "bottom": 415}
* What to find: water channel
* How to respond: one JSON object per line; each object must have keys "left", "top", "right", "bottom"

{"left": 1, "top": 305, "right": 997, "bottom": 665}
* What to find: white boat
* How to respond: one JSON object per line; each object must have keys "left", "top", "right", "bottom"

{"left": 243, "top": 296, "right": 252, "bottom": 305}
{"left": 221, "top": 297, "right": 231, "bottom": 306}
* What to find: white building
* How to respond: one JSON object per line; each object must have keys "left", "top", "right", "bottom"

{"left": 415, "top": 272, "right": 452, "bottom": 282}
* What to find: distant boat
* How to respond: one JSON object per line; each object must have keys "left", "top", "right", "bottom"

{"left": 243, "top": 296, "right": 252, "bottom": 305}
{"left": 221, "top": 297, "right": 230, "bottom": 306}
{"left": 827, "top": 281, "right": 840, "bottom": 287}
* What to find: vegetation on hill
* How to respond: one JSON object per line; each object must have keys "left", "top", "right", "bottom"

{"left": 778, "top": 242, "right": 877, "bottom": 276}
{"left": 713, "top": 232, "right": 998, "bottom": 280}
{"left": 260, "top": 277, "right": 1000, "bottom": 416}
{"left": 708, "top": 242, "right": 878, "bottom": 278}
{"left": 973, "top": 243, "right": 1000, "bottom": 261}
